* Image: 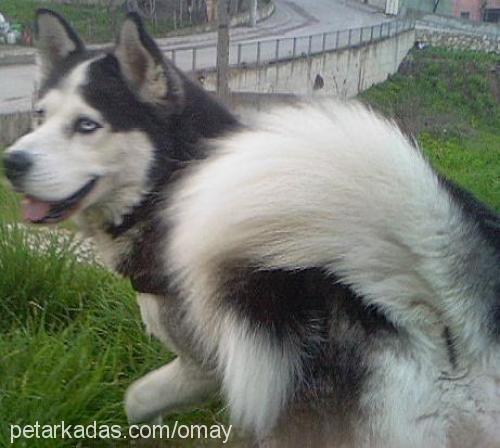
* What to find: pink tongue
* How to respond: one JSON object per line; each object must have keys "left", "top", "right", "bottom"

{"left": 22, "top": 197, "right": 52, "bottom": 222}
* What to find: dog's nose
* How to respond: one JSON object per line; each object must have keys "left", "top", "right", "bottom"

{"left": 3, "top": 152, "right": 33, "bottom": 186}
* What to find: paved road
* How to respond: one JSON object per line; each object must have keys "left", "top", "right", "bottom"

{"left": 0, "top": 0, "right": 390, "bottom": 114}
{"left": 0, "top": 64, "right": 36, "bottom": 113}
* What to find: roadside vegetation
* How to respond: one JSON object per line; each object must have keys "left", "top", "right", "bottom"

{"left": 1, "top": 0, "right": 184, "bottom": 44}
{"left": 0, "top": 47, "right": 498, "bottom": 446}
{"left": 1, "top": 0, "right": 271, "bottom": 45}
{"left": 361, "top": 47, "right": 499, "bottom": 210}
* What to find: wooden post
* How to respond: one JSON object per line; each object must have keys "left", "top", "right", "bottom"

{"left": 216, "top": 0, "right": 230, "bottom": 99}
{"left": 249, "top": 0, "right": 257, "bottom": 27}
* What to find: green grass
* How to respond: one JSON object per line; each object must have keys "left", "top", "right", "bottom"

{"left": 0, "top": 0, "right": 179, "bottom": 44}
{"left": 0, "top": 47, "right": 498, "bottom": 446}
{"left": 0, "top": 178, "right": 226, "bottom": 447}
{"left": 1, "top": 0, "right": 271, "bottom": 45}
{"left": 420, "top": 131, "right": 500, "bottom": 209}
{"left": 361, "top": 47, "right": 500, "bottom": 211}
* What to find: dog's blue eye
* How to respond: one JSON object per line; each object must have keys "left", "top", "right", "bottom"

{"left": 74, "top": 117, "right": 102, "bottom": 134}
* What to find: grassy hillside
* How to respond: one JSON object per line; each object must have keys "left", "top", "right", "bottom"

{"left": 0, "top": 0, "right": 177, "bottom": 44}
{"left": 1, "top": 0, "right": 270, "bottom": 45}
{"left": 0, "top": 191, "right": 225, "bottom": 447}
{"left": 0, "top": 177, "right": 225, "bottom": 447}
{"left": 0, "top": 47, "right": 498, "bottom": 446}
{"left": 361, "top": 47, "right": 500, "bottom": 210}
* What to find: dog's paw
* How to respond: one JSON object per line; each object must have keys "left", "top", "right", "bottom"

{"left": 124, "top": 382, "right": 162, "bottom": 425}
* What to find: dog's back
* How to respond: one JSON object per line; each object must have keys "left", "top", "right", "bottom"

{"left": 167, "top": 102, "right": 500, "bottom": 447}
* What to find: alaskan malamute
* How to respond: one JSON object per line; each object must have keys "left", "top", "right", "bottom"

{"left": 4, "top": 9, "right": 500, "bottom": 447}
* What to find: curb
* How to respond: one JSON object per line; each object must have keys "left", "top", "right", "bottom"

{"left": 0, "top": 50, "right": 36, "bottom": 66}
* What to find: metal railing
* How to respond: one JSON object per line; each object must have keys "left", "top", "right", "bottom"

{"left": 161, "top": 19, "right": 415, "bottom": 73}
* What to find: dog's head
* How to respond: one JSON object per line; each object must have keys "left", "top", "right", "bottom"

{"left": 3, "top": 10, "right": 185, "bottom": 225}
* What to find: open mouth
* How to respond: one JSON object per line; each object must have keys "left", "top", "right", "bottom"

{"left": 22, "top": 177, "right": 99, "bottom": 224}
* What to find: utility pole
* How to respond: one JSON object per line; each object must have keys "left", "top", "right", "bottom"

{"left": 249, "top": 0, "right": 257, "bottom": 27}
{"left": 216, "top": 0, "right": 230, "bottom": 100}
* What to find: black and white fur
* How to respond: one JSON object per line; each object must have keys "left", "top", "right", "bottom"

{"left": 4, "top": 10, "right": 500, "bottom": 447}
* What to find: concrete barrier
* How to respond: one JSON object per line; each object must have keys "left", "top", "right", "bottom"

{"left": 0, "top": 112, "right": 31, "bottom": 148}
{"left": 203, "top": 28, "right": 416, "bottom": 98}
{"left": 0, "top": 48, "right": 37, "bottom": 67}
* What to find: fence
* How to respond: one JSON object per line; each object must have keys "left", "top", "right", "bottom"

{"left": 1, "top": 20, "right": 416, "bottom": 143}
{"left": 162, "top": 20, "right": 415, "bottom": 74}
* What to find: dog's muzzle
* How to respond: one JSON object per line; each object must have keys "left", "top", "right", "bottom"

{"left": 22, "top": 176, "right": 100, "bottom": 224}
{"left": 3, "top": 151, "right": 33, "bottom": 189}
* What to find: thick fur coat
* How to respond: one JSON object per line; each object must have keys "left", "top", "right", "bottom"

{"left": 4, "top": 10, "right": 500, "bottom": 448}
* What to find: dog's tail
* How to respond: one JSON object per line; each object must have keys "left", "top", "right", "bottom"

{"left": 168, "top": 100, "right": 500, "bottom": 433}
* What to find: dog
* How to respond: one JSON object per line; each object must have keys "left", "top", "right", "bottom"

{"left": 3, "top": 9, "right": 500, "bottom": 447}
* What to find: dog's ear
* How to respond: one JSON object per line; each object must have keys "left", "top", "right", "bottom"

{"left": 35, "top": 9, "right": 85, "bottom": 80}
{"left": 115, "top": 13, "right": 182, "bottom": 104}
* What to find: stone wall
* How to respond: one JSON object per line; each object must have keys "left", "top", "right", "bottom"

{"left": 415, "top": 28, "right": 500, "bottom": 52}
{"left": 416, "top": 13, "right": 500, "bottom": 36}
{"left": 203, "top": 28, "right": 416, "bottom": 98}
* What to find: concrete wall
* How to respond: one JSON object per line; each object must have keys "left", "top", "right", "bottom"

{"left": 204, "top": 28, "right": 416, "bottom": 98}
{"left": 416, "top": 28, "right": 500, "bottom": 51}
{"left": 0, "top": 112, "right": 31, "bottom": 148}
{"left": 226, "top": 92, "right": 300, "bottom": 114}
{"left": 364, "top": 0, "right": 387, "bottom": 11}
{"left": 401, "top": 0, "right": 453, "bottom": 16}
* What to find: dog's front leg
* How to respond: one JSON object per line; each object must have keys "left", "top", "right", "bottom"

{"left": 125, "top": 357, "right": 217, "bottom": 424}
